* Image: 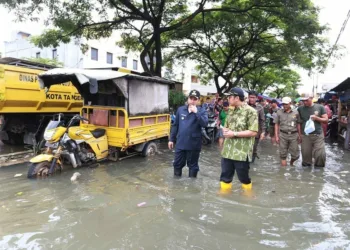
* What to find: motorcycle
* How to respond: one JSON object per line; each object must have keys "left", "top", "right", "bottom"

{"left": 202, "top": 112, "right": 218, "bottom": 145}
{"left": 27, "top": 113, "right": 109, "bottom": 178}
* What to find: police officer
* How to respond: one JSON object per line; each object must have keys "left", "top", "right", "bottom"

{"left": 169, "top": 90, "right": 208, "bottom": 178}
{"left": 275, "top": 97, "right": 302, "bottom": 166}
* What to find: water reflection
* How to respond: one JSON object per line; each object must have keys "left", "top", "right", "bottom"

{"left": 0, "top": 140, "right": 350, "bottom": 249}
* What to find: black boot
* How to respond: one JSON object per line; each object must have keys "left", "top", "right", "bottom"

{"left": 189, "top": 170, "right": 198, "bottom": 178}
{"left": 174, "top": 169, "right": 182, "bottom": 177}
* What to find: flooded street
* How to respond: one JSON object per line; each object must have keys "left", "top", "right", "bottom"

{"left": 1, "top": 140, "right": 350, "bottom": 249}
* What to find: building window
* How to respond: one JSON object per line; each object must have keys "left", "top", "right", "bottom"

{"left": 133, "top": 60, "right": 138, "bottom": 70}
{"left": 52, "top": 49, "right": 57, "bottom": 59}
{"left": 107, "top": 52, "right": 113, "bottom": 64}
{"left": 36, "top": 52, "right": 40, "bottom": 58}
{"left": 121, "top": 56, "right": 127, "bottom": 68}
{"left": 91, "top": 48, "right": 98, "bottom": 61}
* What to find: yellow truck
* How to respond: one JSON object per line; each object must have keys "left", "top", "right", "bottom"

{"left": 25, "top": 69, "right": 172, "bottom": 177}
{"left": 0, "top": 57, "right": 83, "bottom": 145}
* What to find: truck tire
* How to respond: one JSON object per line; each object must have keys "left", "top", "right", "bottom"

{"left": 1, "top": 132, "right": 24, "bottom": 145}
{"left": 141, "top": 142, "right": 158, "bottom": 157}
{"left": 1, "top": 139, "right": 12, "bottom": 145}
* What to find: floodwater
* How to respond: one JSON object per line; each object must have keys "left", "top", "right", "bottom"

{"left": 1, "top": 139, "right": 350, "bottom": 249}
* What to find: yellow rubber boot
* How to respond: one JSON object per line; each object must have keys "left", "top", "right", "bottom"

{"left": 219, "top": 181, "right": 232, "bottom": 194}
{"left": 241, "top": 182, "right": 252, "bottom": 190}
{"left": 241, "top": 182, "right": 253, "bottom": 198}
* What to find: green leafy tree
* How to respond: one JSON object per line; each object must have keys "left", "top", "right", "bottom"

{"left": 261, "top": 68, "right": 301, "bottom": 99}
{"left": 240, "top": 65, "right": 300, "bottom": 95}
{"left": 170, "top": 0, "right": 339, "bottom": 94}
{"left": 169, "top": 90, "right": 186, "bottom": 110}
{"left": 23, "top": 57, "right": 63, "bottom": 67}
{"left": 1, "top": 0, "right": 278, "bottom": 76}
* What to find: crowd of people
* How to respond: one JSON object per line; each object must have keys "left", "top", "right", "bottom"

{"left": 169, "top": 88, "right": 330, "bottom": 194}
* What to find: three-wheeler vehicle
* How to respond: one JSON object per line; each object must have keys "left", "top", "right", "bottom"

{"left": 28, "top": 68, "right": 172, "bottom": 178}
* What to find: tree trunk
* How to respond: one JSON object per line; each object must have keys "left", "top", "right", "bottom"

{"left": 140, "top": 36, "right": 155, "bottom": 75}
{"left": 214, "top": 75, "right": 220, "bottom": 94}
{"left": 154, "top": 26, "right": 162, "bottom": 77}
{"left": 149, "top": 50, "right": 154, "bottom": 73}
{"left": 140, "top": 53, "right": 150, "bottom": 74}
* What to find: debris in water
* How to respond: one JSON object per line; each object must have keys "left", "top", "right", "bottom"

{"left": 71, "top": 172, "right": 81, "bottom": 182}
{"left": 137, "top": 202, "right": 146, "bottom": 207}
{"left": 14, "top": 174, "right": 22, "bottom": 177}
{"left": 180, "top": 210, "right": 184, "bottom": 212}
{"left": 16, "top": 192, "right": 23, "bottom": 196}
{"left": 284, "top": 173, "right": 291, "bottom": 177}
{"left": 271, "top": 190, "right": 276, "bottom": 193}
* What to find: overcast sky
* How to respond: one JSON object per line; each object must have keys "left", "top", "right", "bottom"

{"left": 1, "top": 0, "right": 349, "bottom": 94}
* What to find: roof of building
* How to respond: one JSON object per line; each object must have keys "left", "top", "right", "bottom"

{"left": 85, "top": 66, "right": 183, "bottom": 85}
{"left": 190, "top": 83, "right": 219, "bottom": 95}
{"left": 17, "top": 31, "right": 31, "bottom": 36}
{"left": 0, "top": 57, "right": 58, "bottom": 70}
{"left": 330, "top": 78, "right": 350, "bottom": 92}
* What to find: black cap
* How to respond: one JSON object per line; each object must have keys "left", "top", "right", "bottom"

{"left": 188, "top": 89, "right": 200, "bottom": 99}
{"left": 271, "top": 99, "right": 278, "bottom": 104}
{"left": 224, "top": 87, "right": 245, "bottom": 98}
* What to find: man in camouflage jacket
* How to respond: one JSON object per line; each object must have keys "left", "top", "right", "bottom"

{"left": 220, "top": 87, "right": 259, "bottom": 193}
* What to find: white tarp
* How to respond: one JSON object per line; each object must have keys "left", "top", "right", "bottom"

{"left": 128, "top": 79, "right": 168, "bottom": 115}
{"left": 38, "top": 68, "right": 129, "bottom": 90}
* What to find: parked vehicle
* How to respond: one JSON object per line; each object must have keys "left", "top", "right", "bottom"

{"left": 202, "top": 112, "right": 218, "bottom": 145}
{"left": 27, "top": 68, "right": 173, "bottom": 178}
{"left": 0, "top": 57, "right": 83, "bottom": 146}
{"left": 27, "top": 113, "right": 106, "bottom": 178}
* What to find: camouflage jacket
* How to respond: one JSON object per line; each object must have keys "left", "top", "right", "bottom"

{"left": 221, "top": 105, "right": 259, "bottom": 161}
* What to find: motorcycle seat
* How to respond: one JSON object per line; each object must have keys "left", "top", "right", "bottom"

{"left": 90, "top": 128, "right": 106, "bottom": 138}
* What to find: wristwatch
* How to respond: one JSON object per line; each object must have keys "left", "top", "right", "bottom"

{"left": 234, "top": 132, "right": 238, "bottom": 137}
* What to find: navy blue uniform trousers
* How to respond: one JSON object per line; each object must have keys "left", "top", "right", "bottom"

{"left": 173, "top": 148, "right": 200, "bottom": 177}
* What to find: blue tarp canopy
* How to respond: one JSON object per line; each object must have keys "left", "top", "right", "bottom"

{"left": 258, "top": 94, "right": 281, "bottom": 103}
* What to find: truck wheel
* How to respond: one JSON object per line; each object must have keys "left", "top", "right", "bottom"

{"left": 108, "top": 147, "right": 120, "bottom": 161}
{"left": 3, "top": 132, "right": 24, "bottom": 145}
{"left": 27, "top": 161, "right": 61, "bottom": 179}
{"left": 1, "top": 139, "right": 12, "bottom": 145}
{"left": 141, "top": 142, "right": 157, "bottom": 157}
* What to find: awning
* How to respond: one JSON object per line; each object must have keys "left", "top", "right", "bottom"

{"left": 330, "top": 78, "right": 350, "bottom": 92}
{"left": 38, "top": 68, "right": 178, "bottom": 101}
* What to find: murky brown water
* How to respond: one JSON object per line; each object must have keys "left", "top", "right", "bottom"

{"left": 1, "top": 139, "right": 350, "bottom": 249}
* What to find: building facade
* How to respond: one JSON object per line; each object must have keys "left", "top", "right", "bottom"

{"left": 4, "top": 31, "right": 212, "bottom": 94}
{"left": 4, "top": 31, "right": 143, "bottom": 72}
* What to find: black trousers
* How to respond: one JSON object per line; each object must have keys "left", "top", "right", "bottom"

{"left": 173, "top": 148, "right": 200, "bottom": 176}
{"left": 220, "top": 157, "right": 251, "bottom": 184}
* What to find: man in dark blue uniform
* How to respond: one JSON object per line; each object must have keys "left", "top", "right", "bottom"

{"left": 169, "top": 90, "right": 208, "bottom": 178}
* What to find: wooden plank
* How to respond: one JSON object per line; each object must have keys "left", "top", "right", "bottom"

{"left": 0, "top": 150, "right": 33, "bottom": 168}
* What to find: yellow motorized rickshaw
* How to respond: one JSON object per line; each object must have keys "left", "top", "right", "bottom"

{"left": 28, "top": 68, "right": 171, "bottom": 178}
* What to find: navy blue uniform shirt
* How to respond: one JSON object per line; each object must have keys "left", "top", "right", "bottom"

{"left": 170, "top": 105, "right": 208, "bottom": 150}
